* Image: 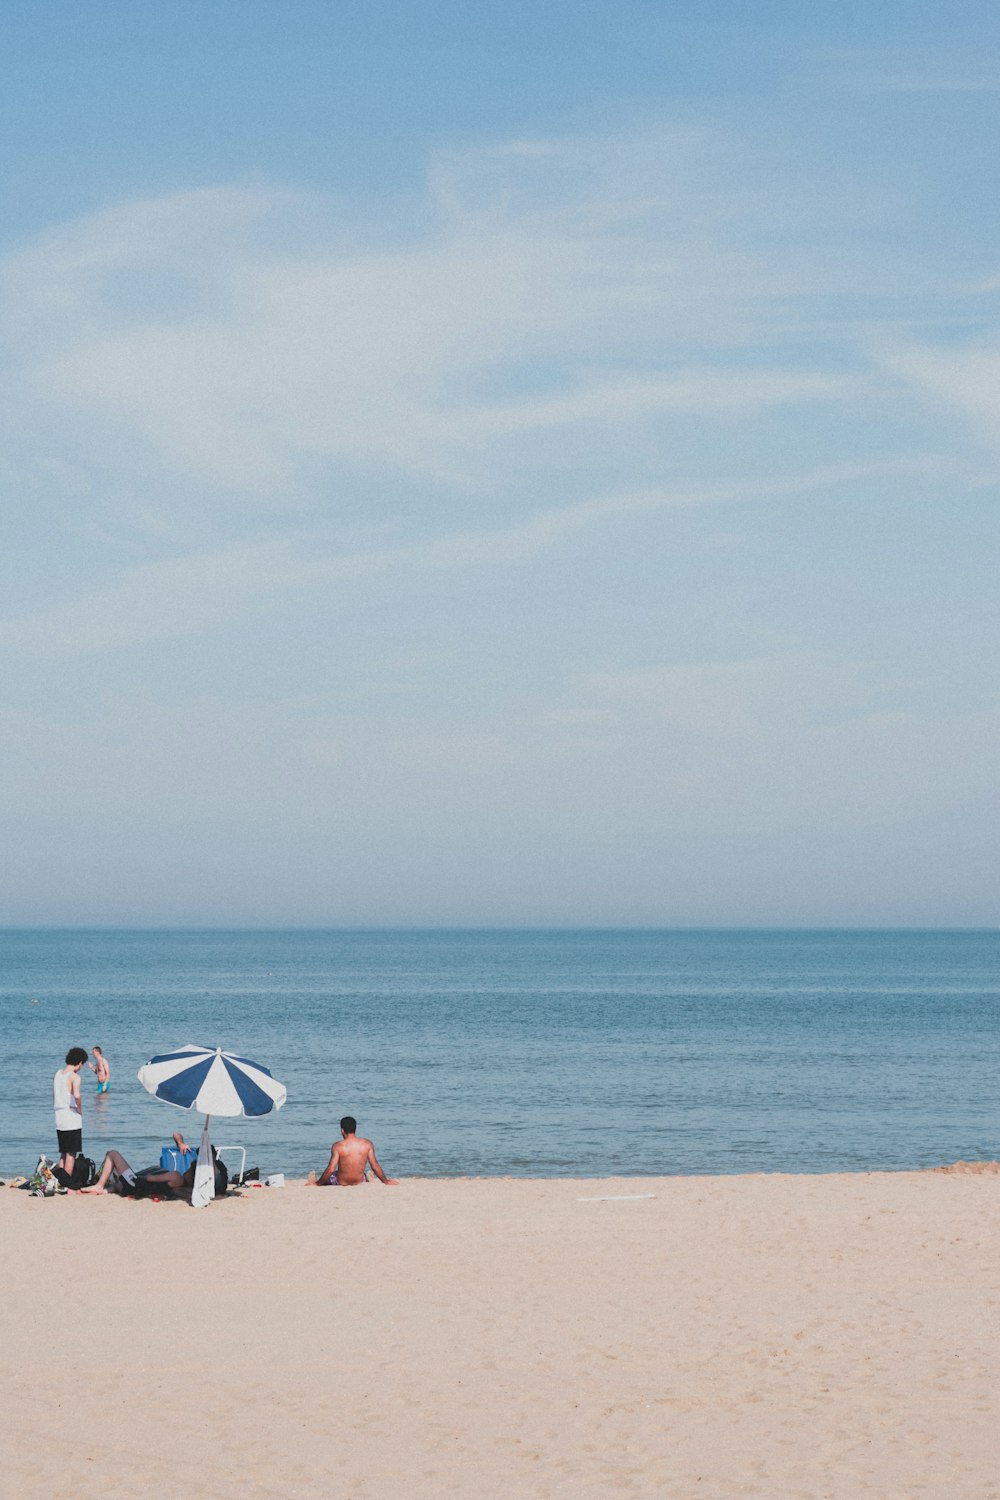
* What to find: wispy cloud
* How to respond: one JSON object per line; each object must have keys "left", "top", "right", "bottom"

{"left": 0, "top": 456, "right": 959, "bottom": 656}
{"left": 571, "top": 653, "right": 878, "bottom": 738}
{"left": 846, "top": 74, "right": 1000, "bottom": 94}
{"left": 879, "top": 338, "right": 1000, "bottom": 463}
{"left": 0, "top": 127, "right": 906, "bottom": 519}
{"left": 826, "top": 41, "right": 1000, "bottom": 96}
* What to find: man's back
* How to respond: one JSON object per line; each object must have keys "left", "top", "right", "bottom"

{"left": 309, "top": 1123, "right": 398, "bottom": 1186}
{"left": 54, "top": 1067, "right": 81, "bottom": 1125}
{"left": 333, "top": 1134, "right": 374, "bottom": 1185}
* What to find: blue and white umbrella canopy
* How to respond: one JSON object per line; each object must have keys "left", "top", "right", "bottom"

{"left": 137, "top": 1044, "right": 287, "bottom": 1118}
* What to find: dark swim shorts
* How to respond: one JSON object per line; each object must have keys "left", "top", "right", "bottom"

{"left": 56, "top": 1128, "right": 82, "bottom": 1154}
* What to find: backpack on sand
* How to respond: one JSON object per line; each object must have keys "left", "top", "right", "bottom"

{"left": 52, "top": 1156, "right": 97, "bottom": 1190}
{"left": 72, "top": 1155, "right": 98, "bottom": 1188}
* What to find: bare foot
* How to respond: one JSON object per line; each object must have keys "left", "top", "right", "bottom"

{"left": 78, "top": 1186, "right": 106, "bottom": 1195}
{"left": 305, "top": 1171, "right": 317, "bottom": 1186}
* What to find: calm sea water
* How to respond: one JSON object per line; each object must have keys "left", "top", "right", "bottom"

{"left": 1, "top": 929, "right": 998, "bottom": 1180}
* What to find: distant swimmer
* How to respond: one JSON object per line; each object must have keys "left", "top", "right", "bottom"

{"left": 88, "top": 1045, "right": 111, "bottom": 1094}
{"left": 307, "top": 1116, "right": 398, "bottom": 1187}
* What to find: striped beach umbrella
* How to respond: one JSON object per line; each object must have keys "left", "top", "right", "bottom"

{"left": 137, "top": 1044, "right": 287, "bottom": 1117}
{"left": 137, "top": 1045, "right": 287, "bottom": 1208}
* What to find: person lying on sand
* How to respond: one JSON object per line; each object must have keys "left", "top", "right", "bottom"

{"left": 78, "top": 1132, "right": 228, "bottom": 1200}
{"left": 307, "top": 1116, "right": 398, "bottom": 1186}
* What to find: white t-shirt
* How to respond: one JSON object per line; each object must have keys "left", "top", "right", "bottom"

{"left": 53, "top": 1068, "right": 82, "bottom": 1132}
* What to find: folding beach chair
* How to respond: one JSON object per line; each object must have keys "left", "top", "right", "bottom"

{"left": 214, "top": 1144, "right": 259, "bottom": 1184}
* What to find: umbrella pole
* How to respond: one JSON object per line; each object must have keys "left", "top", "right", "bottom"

{"left": 191, "top": 1114, "right": 215, "bottom": 1208}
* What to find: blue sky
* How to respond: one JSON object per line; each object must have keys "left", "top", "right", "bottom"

{"left": 1, "top": 2, "right": 998, "bottom": 925}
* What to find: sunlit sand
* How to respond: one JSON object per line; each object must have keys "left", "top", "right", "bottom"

{"left": 3, "top": 1168, "right": 998, "bottom": 1498}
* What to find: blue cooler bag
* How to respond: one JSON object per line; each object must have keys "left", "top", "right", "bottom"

{"left": 160, "top": 1146, "right": 195, "bottom": 1173}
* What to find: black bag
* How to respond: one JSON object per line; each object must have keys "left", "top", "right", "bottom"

{"left": 72, "top": 1155, "right": 97, "bottom": 1188}
{"left": 53, "top": 1156, "right": 97, "bottom": 1189}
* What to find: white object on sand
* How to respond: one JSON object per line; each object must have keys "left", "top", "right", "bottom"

{"left": 190, "top": 1116, "right": 216, "bottom": 1209}
{"left": 576, "top": 1193, "right": 656, "bottom": 1202}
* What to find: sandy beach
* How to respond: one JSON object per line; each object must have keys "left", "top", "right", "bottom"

{"left": 3, "top": 1169, "right": 998, "bottom": 1499}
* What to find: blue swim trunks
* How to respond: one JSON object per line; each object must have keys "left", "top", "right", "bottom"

{"left": 96, "top": 1080, "right": 109, "bottom": 1094}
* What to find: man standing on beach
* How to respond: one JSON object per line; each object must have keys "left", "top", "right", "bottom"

{"left": 88, "top": 1045, "right": 110, "bottom": 1093}
{"left": 53, "top": 1047, "right": 88, "bottom": 1178}
{"left": 307, "top": 1116, "right": 399, "bottom": 1186}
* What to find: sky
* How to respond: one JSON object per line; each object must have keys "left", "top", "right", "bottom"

{"left": 1, "top": 1, "right": 998, "bottom": 927}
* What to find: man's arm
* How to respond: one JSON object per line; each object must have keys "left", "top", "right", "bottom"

{"left": 366, "top": 1144, "right": 398, "bottom": 1185}
{"left": 70, "top": 1072, "right": 82, "bottom": 1110}
{"left": 316, "top": 1144, "right": 340, "bottom": 1186}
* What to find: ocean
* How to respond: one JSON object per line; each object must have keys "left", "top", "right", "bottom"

{"left": 2, "top": 928, "right": 998, "bottom": 1180}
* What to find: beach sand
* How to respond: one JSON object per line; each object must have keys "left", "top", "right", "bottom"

{"left": 2, "top": 1170, "right": 998, "bottom": 1499}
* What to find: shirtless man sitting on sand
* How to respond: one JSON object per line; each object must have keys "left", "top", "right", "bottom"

{"left": 307, "top": 1116, "right": 398, "bottom": 1186}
